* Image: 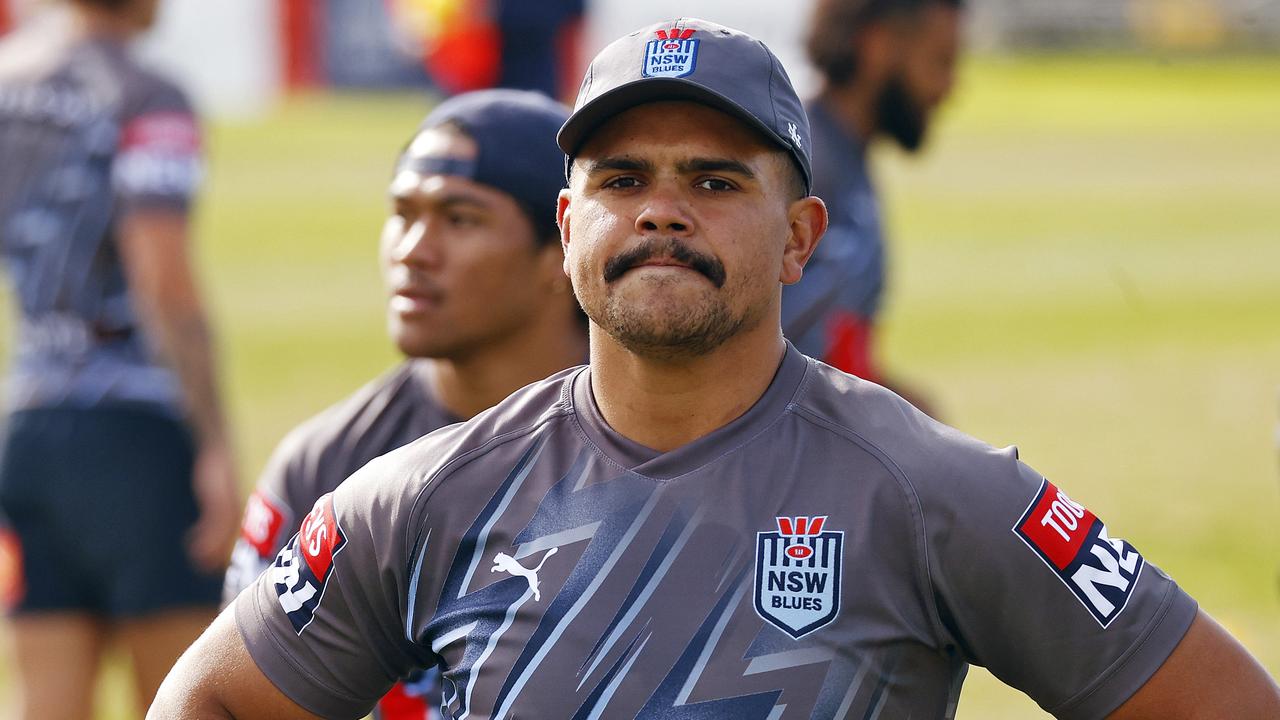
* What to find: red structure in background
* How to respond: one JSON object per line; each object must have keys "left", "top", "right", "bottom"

{"left": 279, "top": 0, "right": 323, "bottom": 90}
{"left": 0, "top": 0, "right": 12, "bottom": 37}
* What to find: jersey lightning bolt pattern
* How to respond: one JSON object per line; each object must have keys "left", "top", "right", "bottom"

{"left": 224, "top": 361, "right": 459, "bottom": 720}
{"left": 237, "top": 345, "right": 1197, "bottom": 720}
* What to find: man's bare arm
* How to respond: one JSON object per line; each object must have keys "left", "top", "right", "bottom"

{"left": 148, "top": 607, "right": 321, "bottom": 719}
{"left": 118, "top": 211, "right": 240, "bottom": 572}
{"left": 1106, "top": 609, "right": 1280, "bottom": 719}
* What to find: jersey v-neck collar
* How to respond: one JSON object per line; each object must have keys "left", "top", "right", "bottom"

{"left": 569, "top": 343, "right": 810, "bottom": 481}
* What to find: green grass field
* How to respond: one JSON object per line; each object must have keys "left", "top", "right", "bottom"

{"left": 1, "top": 54, "right": 1278, "bottom": 718}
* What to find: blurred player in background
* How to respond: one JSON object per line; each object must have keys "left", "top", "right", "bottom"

{"left": 221, "top": 88, "right": 586, "bottom": 719}
{"left": 784, "top": 0, "right": 964, "bottom": 415}
{"left": 395, "top": 0, "right": 585, "bottom": 100}
{"left": 0, "top": 0, "right": 238, "bottom": 717}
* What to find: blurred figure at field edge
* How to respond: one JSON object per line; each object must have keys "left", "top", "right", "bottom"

{"left": 0, "top": 0, "right": 240, "bottom": 718}
{"left": 783, "top": 0, "right": 963, "bottom": 417}
{"left": 220, "top": 89, "right": 588, "bottom": 720}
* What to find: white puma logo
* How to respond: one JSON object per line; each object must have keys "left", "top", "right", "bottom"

{"left": 491, "top": 547, "right": 558, "bottom": 601}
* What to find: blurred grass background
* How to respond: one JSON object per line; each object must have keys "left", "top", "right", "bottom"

{"left": 0, "top": 53, "right": 1277, "bottom": 718}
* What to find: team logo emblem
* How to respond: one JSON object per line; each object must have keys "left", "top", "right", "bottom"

{"left": 787, "top": 122, "right": 803, "bottom": 149}
{"left": 643, "top": 27, "right": 699, "bottom": 78}
{"left": 271, "top": 493, "right": 347, "bottom": 634}
{"left": 754, "top": 516, "right": 843, "bottom": 639}
{"left": 1013, "top": 479, "right": 1145, "bottom": 628}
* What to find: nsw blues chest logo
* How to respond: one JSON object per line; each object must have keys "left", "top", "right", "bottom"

{"left": 754, "top": 516, "right": 844, "bottom": 639}
{"left": 643, "top": 27, "right": 699, "bottom": 78}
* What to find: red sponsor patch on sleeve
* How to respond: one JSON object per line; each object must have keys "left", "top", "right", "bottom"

{"left": 1015, "top": 480, "right": 1097, "bottom": 570}
{"left": 239, "top": 490, "right": 287, "bottom": 558}
{"left": 298, "top": 494, "right": 345, "bottom": 582}
{"left": 119, "top": 111, "right": 201, "bottom": 153}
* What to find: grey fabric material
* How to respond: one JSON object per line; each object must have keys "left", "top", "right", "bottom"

{"left": 237, "top": 346, "right": 1194, "bottom": 720}
{"left": 222, "top": 361, "right": 458, "bottom": 606}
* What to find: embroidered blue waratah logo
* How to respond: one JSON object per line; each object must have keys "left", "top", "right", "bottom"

{"left": 754, "top": 516, "right": 843, "bottom": 639}
{"left": 643, "top": 28, "right": 699, "bottom": 78}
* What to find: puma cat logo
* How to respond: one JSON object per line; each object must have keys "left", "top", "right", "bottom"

{"left": 491, "top": 547, "right": 558, "bottom": 601}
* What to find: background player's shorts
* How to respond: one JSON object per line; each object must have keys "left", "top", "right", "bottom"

{"left": 0, "top": 406, "right": 222, "bottom": 616}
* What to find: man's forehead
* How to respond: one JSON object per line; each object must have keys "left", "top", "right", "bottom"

{"left": 405, "top": 125, "right": 477, "bottom": 161}
{"left": 578, "top": 101, "right": 775, "bottom": 161}
{"left": 391, "top": 127, "right": 487, "bottom": 200}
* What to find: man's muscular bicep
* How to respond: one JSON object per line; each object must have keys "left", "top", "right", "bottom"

{"left": 1106, "top": 609, "right": 1280, "bottom": 719}
{"left": 148, "top": 607, "right": 321, "bottom": 720}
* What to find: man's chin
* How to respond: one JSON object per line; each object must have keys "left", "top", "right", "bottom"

{"left": 391, "top": 326, "right": 454, "bottom": 360}
{"left": 596, "top": 304, "right": 740, "bottom": 361}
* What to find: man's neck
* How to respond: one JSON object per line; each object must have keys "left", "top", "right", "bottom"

{"left": 425, "top": 313, "right": 588, "bottom": 421}
{"left": 818, "top": 82, "right": 876, "bottom": 148}
{"left": 72, "top": 4, "right": 140, "bottom": 42}
{"left": 589, "top": 320, "right": 787, "bottom": 453}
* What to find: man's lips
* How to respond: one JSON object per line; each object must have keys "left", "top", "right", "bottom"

{"left": 632, "top": 258, "right": 696, "bottom": 271}
{"left": 390, "top": 287, "right": 442, "bottom": 313}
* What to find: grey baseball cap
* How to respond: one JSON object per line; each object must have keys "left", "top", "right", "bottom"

{"left": 557, "top": 17, "right": 812, "bottom": 194}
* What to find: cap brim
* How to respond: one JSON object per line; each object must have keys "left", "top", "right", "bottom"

{"left": 557, "top": 77, "right": 792, "bottom": 160}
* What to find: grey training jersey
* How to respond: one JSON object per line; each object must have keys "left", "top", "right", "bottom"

{"left": 224, "top": 361, "right": 458, "bottom": 604}
{"left": 238, "top": 345, "right": 1196, "bottom": 720}
{"left": 0, "top": 27, "right": 201, "bottom": 413}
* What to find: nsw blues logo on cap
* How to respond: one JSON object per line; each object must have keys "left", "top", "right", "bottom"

{"left": 643, "top": 27, "right": 699, "bottom": 78}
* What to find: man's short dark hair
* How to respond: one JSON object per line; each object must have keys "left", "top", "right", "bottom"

{"left": 808, "top": 0, "right": 964, "bottom": 87}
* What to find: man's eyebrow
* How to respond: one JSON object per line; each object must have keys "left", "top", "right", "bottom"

{"left": 390, "top": 189, "right": 493, "bottom": 210}
{"left": 580, "top": 156, "right": 654, "bottom": 175}
{"left": 677, "top": 158, "right": 757, "bottom": 179}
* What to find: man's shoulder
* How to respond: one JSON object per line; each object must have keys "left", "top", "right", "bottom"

{"left": 790, "top": 358, "right": 1013, "bottom": 489}
{"left": 389, "top": 364, "right": 581, "bottom": 479}
{"left": 272, "top": 363, "right": 434, "bottom": 462}
{"left": 341, "top": 365, "right": 582, "bottom": 514}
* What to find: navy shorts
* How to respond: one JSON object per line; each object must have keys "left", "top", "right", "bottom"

{"left": 0, "top": 406, "right": 222, "bottom": 617}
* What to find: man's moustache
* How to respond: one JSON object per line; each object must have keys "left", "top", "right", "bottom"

{"left": 602, "top": 238, "right": 727, "bottom": 288}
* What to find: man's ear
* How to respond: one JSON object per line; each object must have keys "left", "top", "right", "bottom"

{"left": 780, "top": 195, "right": 827, "bottom": 285}
{"left": 556, "top": 189, "right": 572, "bottom": 276}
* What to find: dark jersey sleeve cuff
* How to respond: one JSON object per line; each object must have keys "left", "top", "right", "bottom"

{"left": 235, "top": 587, "right": 379, "bottom": 720}
{"left": 1049, "top": 581, "right": 1199, "bottom": 720}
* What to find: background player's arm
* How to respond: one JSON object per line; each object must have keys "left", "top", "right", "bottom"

{"left": 118, "top": 209, "right": 239, "bottom": 572}
{"left": 148, "top": 608, "right": 322, "bottom": 720}
{"left": 1106, "top": 609, "right": 1280, "bottom": 719}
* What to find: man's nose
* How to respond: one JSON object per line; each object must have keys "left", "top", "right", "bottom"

{"left": 635, "top": 186, "right": 693, "bottom": 236}
{"left": 390, "top": 216, "right": 443, "bottom": 268}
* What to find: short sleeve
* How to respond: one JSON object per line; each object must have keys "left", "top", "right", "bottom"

{"left": 235, "top": 455, "right": 431, "bottom": 719}
{"left": 922, "top": 446, "right": 1198, "bottom": 719}
{"left": 112, "top": 83, "right": 203, "bottom": 213}
{"left": 221, "top": 441, "right": 306, "bottom": 607}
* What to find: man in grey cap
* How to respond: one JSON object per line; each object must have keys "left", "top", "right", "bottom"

{"left": 151, "top": 18, "right": 1279, "bottom": 720}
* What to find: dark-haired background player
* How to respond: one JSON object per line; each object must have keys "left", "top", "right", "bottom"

{"left": 153, "top": 17, "right": 1279, "bottom": 720}
{"left": 0, "top": 0, "right": 238, "bottom": 717}
{"left": 220, "top": 89, "right": 587, "bottom": 720}
{"left": 784, "top": 0, "right": 963, "bottom": 416}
